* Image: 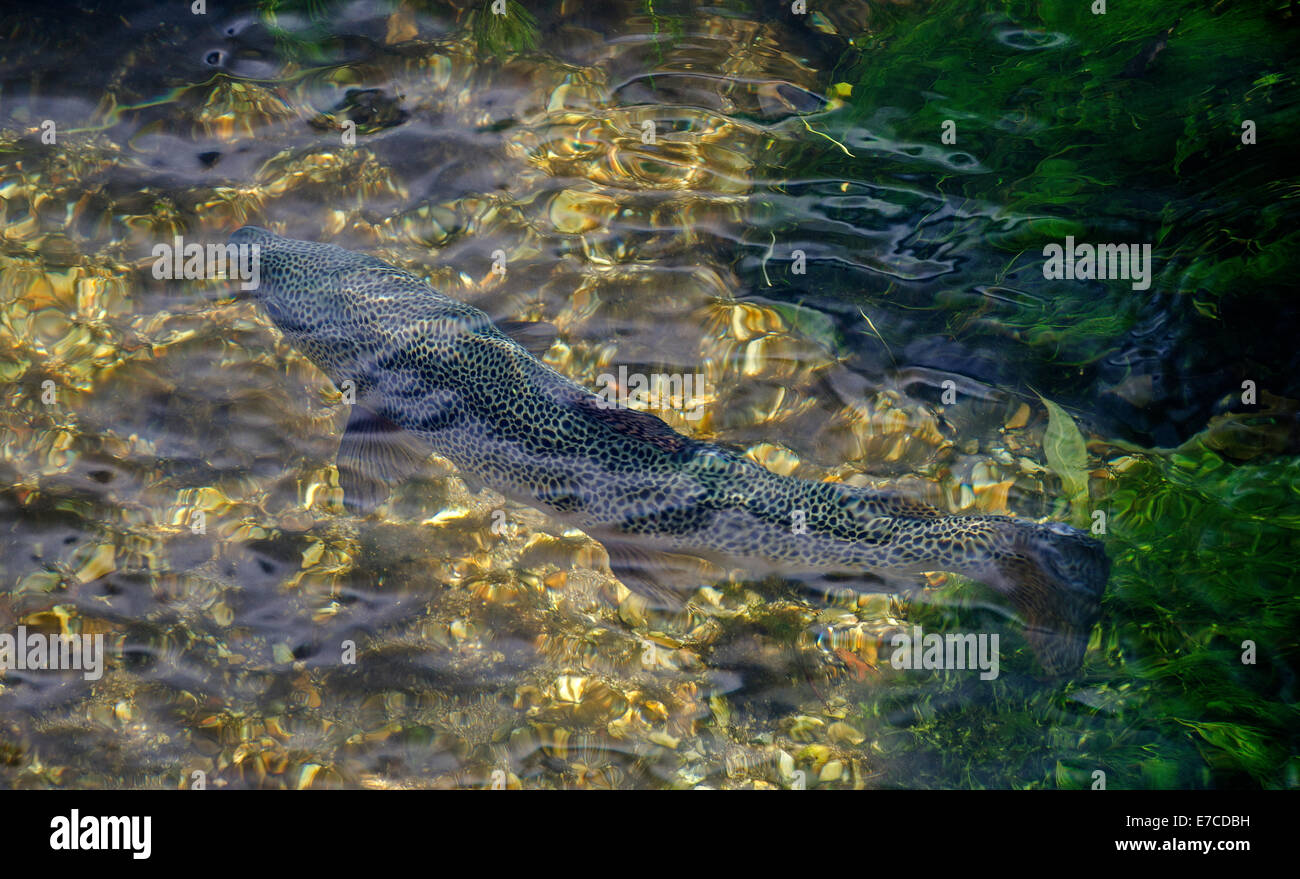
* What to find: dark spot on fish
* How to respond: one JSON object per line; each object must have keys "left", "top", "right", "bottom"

{"left": 198, "top": 150, "right": 221, "bottom": 169}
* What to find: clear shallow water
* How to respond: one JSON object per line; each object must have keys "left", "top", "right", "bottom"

{"left": 0, "top": 0, "right": 1296, "bottom": 789}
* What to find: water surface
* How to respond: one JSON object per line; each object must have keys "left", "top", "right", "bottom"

{"left": 0, "top": 0, "right": 1296, "bottom": 789}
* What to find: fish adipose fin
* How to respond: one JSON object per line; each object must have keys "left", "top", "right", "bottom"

{"left": 496, "top": 319, "right": 559, "bottom": 359}
{"left": 336, "top": 406, "right": 433, "bottom": 514}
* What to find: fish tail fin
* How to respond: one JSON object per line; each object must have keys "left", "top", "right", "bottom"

{"left": 985, "top": 520, "right": 1109, "bottom": 675}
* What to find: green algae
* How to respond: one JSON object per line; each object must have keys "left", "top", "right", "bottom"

{"left": 753, "top": 0, "right": 1299, "bottom": 416}
{"left": 859, "top": 439, "right": 1299, "bottom": 789}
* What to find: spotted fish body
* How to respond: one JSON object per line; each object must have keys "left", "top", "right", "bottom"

{"left": 231, "top": 226, "right": 1109, "bottom": 673}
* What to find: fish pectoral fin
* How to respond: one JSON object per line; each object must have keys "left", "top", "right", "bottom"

{"left": 336, "top": 406, "right": 432, "bottom": 514}
{"left": 602, "top": 540, "right": 709, "bottom": 610}
{"left": 496, "top": 319, "right": 559, "bottom": 359}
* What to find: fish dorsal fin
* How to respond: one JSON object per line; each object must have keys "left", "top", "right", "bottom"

{"left": 496, "top": 319, "right": 558, "bottom": 359}
{"left": 336, "top": 406, "right": 432, "bottom": 514}
{"left": 877, "top": 492, "right": 945, "bottom": 519}
{"left": 570, "top": 396, "right": 693, "bottom": 454}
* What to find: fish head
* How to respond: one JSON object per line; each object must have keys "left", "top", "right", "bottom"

{"left": 231, "top": 226, "right": 491, "bottom": 393}
{"left": 230, "top": 226, "right": 355, "bottom": 329}
{"left": 230, "top": 225, "right": 392, "bottom": 379}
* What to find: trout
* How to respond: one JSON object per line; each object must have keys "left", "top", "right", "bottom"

{"left": 229, "top": 226, "right": 1109, "bottom": 673}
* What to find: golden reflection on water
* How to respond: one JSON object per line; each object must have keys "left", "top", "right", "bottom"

{"left": 0, "top": 0, "right": 1111, "bottom": 788}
